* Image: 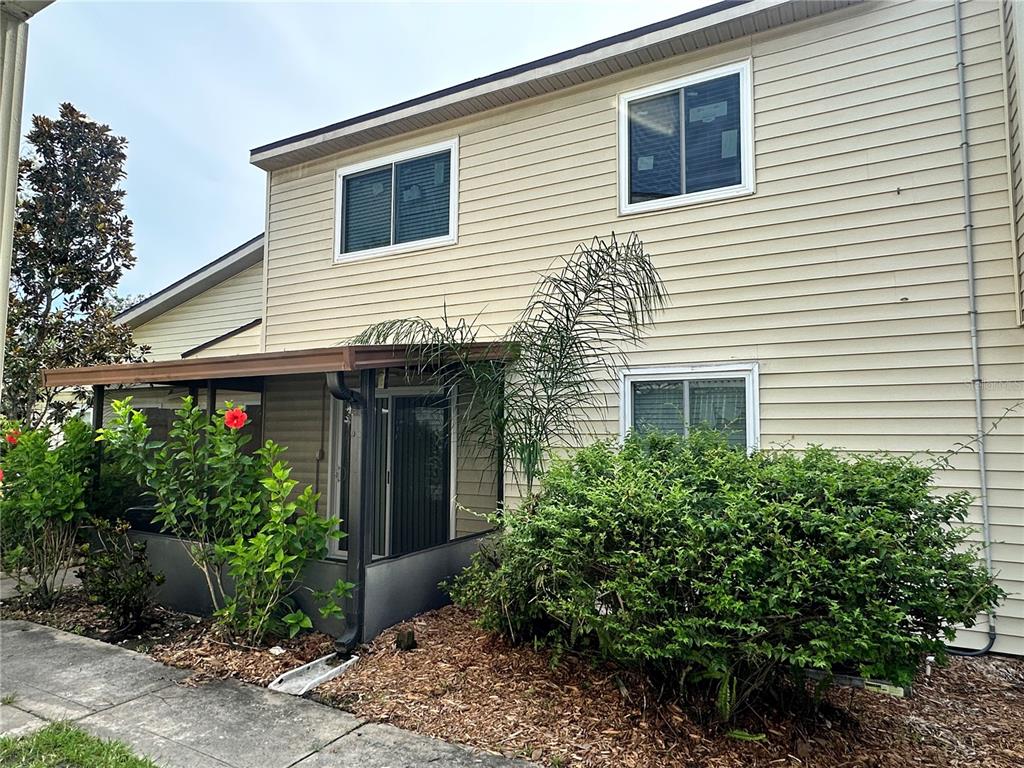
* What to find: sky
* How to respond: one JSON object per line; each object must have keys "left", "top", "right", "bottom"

{"left": 21, "top": 0, "right": 708, "bottom": 297}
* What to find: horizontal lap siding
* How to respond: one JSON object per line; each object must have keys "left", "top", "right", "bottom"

{"left": 262, "top": 374, "right": 329, "bottom": 512}
{"left": 263, "top": 0, "right": 1024, "bottom": 654}
{"left": 190, "top": 322, "right": 263, "bottom": 358}
{"left": 133, "top": 264, "right": 264, "bottom": 361}
{"left": 454, "top": 393, "right": 498, "bottom": 538}
{"left": 1005, "top": 0, "right": 1024, "bottom": 319}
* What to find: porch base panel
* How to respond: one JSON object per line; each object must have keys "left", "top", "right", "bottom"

{"left": 130, "top": 530, "right": 484, "bottom": 641}
{"left": 362, "top": 534, "right": 485, "bottom": 640}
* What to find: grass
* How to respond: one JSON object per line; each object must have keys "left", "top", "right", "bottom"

{"left": 1, "top": 693, "right": 16, "bottom": 706}
{"left": 0, "top": 722, "right": 158, "bottom": 768}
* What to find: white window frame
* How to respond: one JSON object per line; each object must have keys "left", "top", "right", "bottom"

{"left": 619, "top": 362, "right": 760, "bottom": 451}
{"left": 617, "top": 59, "right": 754, "bottom": 216}
{"left": 334, "top": 137, "right": 459, "bottom": 263}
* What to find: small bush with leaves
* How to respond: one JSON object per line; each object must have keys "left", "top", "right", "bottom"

{"left": 77, "top": 519, "right": 164, "bottom": 636}
{"left": 450, "top": 430, "right": 1005, "bottom": 720}
{"left": 215, "top": 458, "right": 350, "bottom": 643}
{"left": 100, "top": 397, "right": 351, "bottom": 644}
{"left": 0, "top": 419, "right": 94, "bottom": 607}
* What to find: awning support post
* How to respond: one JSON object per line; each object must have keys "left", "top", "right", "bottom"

{"left": 333, "top": 368, "right": 376, "bottom": 653}
{"left": 91, "top": 385, "right": 105, "bottom": 503}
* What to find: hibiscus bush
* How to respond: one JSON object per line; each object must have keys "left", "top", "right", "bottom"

{"left": 0, "top": 419, "right": 94, "bottom": 607}
{"left": 450, "top": 430, "right": 1005, "bottom": 720}
{"left": 101, "top": 396, "right": 350, "bottom": 644}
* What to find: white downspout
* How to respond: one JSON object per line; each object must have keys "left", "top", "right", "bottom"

{"left": 951, "top": 0, "right": 997, "bottom": 655}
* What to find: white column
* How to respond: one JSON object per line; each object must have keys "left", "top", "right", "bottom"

{"left": 0, "top": 9, "right": 30, "bottom": 397}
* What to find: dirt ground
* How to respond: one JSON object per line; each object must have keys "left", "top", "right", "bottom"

{"left": 4, "top": 593, "right": 1023, "bottom": 767}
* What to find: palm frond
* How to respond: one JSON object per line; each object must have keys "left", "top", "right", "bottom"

{"left": 350, "top": 232, "right": 665, "bottom": 494}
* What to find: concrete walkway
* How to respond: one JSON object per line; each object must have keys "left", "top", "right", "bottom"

{"left": 0, "top": 620, "right": 528, "bottom": 767}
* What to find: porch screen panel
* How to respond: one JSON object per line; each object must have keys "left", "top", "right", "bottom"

{"left": 372, "top": 399, "right": 388, "bottom": 557}
{"left": 390, "top": 395, "right": 450, "bottom": 556}
{"left": 342, "top": 166, "right": 392, "bottom": 253}
{"left": 394, "top": 151, "right": 450, "bottom": 244}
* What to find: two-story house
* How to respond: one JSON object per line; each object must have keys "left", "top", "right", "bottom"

{"left": 48, "top": 0, "right": 1024, "bottom": 654}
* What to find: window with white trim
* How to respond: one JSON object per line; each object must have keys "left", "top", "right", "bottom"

{"left": 335, "top": 138, "right": 458, "bottom": 261}
{"left": 618, "top": 60, "right": 753, "bottom": 215}
{"left": 620, "top": 363, "right": 759, "bottom": 450}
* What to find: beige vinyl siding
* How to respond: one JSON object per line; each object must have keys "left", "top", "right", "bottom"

{"left": 1005, "top": 0, "right": 1024, "bottom": 320}
{"left": 133, "top": 264, "right": 264, "bottom": 361}
{"left": 262, "top": 0, "right": 1024, "bottom": 654}
{"left": 262, "top": 374, "right": 329, "bottom": 511}
{"left": 453, "top": 392, "right": 498, "bottom": 538}
{"left": 189, "top": 322, "right": 263, "bottom": 358}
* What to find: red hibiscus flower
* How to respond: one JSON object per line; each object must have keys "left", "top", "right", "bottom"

{"left": 5, "top": 429, "right": 20, "bottom": 445}
{"left": 0, "top": 467, "right": 4, "bottom": 483}
{"left": 224, "top": 407, "right": 248, "bottom": 430}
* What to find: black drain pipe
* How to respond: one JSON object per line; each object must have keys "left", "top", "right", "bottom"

{"left": 326, "top": 370, "right": 376, "bottom": 656}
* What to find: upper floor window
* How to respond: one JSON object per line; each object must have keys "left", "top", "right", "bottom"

{"left": 618, "top": 60, "right": 753, "bottom": 215}
{"left": 620, "top": 362, "right": 759, "bottom": 451}
{"left": 335, "top": 138, "right": 458, "bottom": 262}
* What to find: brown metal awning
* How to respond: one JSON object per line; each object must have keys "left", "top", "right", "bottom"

{"left": 42, "top": 343, "right": 512, "bottom": 388}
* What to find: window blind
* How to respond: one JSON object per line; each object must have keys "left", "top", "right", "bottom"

{"left": 342, "top": 166, "right": 392, "bottom": 253}
{"left": 684, "top": 73, "right": 741, "bottom": 193}
{"left": 628, "top": 91, "right": 681, "bottom": 204}
{"left": 394, "top": 151, "right": 450, "bottom": 244}
{"left": 631, "top": 376, "right": 747, "bottom": 448}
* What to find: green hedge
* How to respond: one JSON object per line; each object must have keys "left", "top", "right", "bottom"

{"left": 450, "top": 430, "right": 1004, "bottom": 719}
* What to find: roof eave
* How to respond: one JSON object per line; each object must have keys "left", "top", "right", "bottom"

{"left": 249, "top": 0, "right": 857, "bottom": 172}
{"left": 117, "top": 234, "right": 264, "bottom": 328}
{"left": 42, "top": 343, "right": 516, "bottom": 388}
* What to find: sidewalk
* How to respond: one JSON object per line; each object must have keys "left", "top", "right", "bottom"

{"left": 0, "top": 620, "right": 528, "bottom": 768}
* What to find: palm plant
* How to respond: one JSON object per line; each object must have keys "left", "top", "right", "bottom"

{"left": 352, "top": 232, "right": 665, "bottom": 494}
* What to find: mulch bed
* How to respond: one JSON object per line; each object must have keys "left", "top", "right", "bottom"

{"left": 316, "top": 606, "right": 1024, "bottom": 768}
{"left": 4, "top": 593, "right": 1023, "bottom": 767}
{"left": 0, "top": 588, "right": 197, "bottom": 652}
{"left": 0, "top": 589, "right": 334, "bottom": 685}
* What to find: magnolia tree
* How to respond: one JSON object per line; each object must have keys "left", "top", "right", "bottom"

{"left": 4, "top": 103, "right": 147, "bottom": 427}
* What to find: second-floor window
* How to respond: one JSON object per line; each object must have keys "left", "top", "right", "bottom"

{"left": 618, "top": 60, "right": 753, "bottom": 215}
{"left": 335, "top": 138, "right": 458, "bottom": 261}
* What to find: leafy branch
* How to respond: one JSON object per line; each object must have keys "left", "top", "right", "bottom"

{"left": 353, "top": 232, "right": 665, "bottom": 493}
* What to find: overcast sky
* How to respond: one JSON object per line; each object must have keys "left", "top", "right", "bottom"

{"left": 22, "top": 0, "right": 705, "bottom": 297}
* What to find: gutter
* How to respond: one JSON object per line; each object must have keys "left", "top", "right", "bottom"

{"left": 948, "top": 0, "right": 997, "bottom": 657}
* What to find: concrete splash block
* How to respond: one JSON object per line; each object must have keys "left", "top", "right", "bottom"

{"left": 268, "top": 653, "right": 359, "bottom": 696}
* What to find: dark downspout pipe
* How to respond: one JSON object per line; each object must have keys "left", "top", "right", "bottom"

{"left": 326, "top": 370, "right": 374, "bottom": 656}
{"left": 91, "top": 385, "right": 105, "bottom": 501}
{"left": 205, "top": 379, "right": 217, "bottom": 418}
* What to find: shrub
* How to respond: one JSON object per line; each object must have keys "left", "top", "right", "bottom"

{"left": 100, "top": 397, "right": 350, "bottom": 644}
{"left": 450, "top": 430, "right": 1005, "bottom": 720}
{"left": 0, "top": 419, "right": 94, "bottom": 607}
{"left": 216, "top": 459, "right": 350, "bottom": 642}
{"left": 77, "top": 519, "right": 164, "bottom": 636}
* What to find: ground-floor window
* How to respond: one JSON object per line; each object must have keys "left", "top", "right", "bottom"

{"left": 620, "top": 362, "right": 759, "bottom": 450}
